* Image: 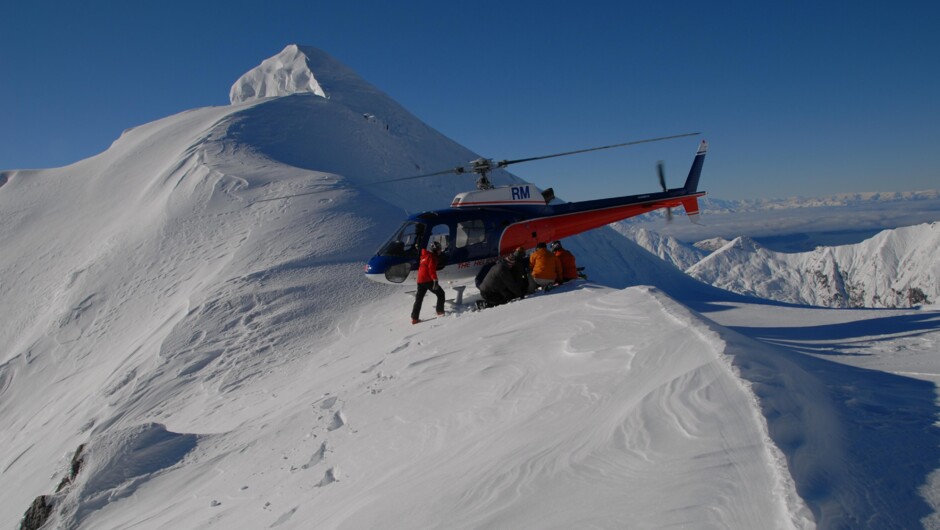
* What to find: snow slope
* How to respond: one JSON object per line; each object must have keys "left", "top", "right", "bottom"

{"left": 2, "top": 44, "right": 939, "bottom": 530}
{"left": 686, "top": 223, "right": 940, "bottom": 308}
{"left": 35, "top": 286, "right": 813, "bottom": 529}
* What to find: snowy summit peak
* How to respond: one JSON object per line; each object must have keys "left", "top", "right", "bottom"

{"left": 230, "top": 45, "right": 362, "bottom": 104}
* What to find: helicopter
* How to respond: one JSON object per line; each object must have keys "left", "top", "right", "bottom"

{"left": 364, "top": 133, "right": 708, "bottom": 291}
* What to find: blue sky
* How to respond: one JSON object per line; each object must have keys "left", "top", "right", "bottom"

{"left": 1, "top": 0, "right": 937, "bottom": 201}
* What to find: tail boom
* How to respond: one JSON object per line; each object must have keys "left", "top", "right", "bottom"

{"left": 498, "top": 192, "right": 703, "bottom": 252}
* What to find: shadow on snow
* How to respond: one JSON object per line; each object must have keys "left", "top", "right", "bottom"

{"left": 720, "top": 305, "right": 940, "bottom": 529}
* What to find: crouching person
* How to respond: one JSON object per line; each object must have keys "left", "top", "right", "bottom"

{"left": 550, "top": 240, "right": 579, "bottom": 283}
{"left": 479, "top": 252, "right": 525, "bottom": 308}
{"left": 529, "top": 241, "right": 562, "bottom": 290}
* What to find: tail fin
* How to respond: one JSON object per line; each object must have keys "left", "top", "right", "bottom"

{"left": 681, "top": 197, "right": 703, "bottom": 224}
{"left": 682, "top": 140, "right": 708, "bottom": 193}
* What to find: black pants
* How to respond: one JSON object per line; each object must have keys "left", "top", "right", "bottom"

{"left": 412, "top": 281, "right": 445, "bottom": 320}
{"left": 480, "top": 289, "right": 511, "bottom": 307}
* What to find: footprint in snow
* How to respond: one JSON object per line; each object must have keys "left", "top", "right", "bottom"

{"left": 302, "top": 442, "right": 330, "bottom": 469}
{"left": 389, "top": 341, "right": 410, "bottom": 354}
{"left": 327, "top": 411, "right": 346, "bottom": 431}
{"left": 271, "top": 506, "right": 299, "bottom": 527}
{"left": 361, "top": 359, "right": 384, "bottom": 374}
{"left": 317, "top": 467, "right": 340, "bottom": 487}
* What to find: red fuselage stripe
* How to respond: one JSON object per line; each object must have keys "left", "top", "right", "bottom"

{"left": 498, "top": 194, "right": 701, "bottom": 253}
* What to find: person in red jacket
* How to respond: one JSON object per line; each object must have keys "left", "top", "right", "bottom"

{"left": 550, "top": 240, "right": 579, "bottom": 283}
{"left": 411, "top": 240, "right": 446, "bottom": 324}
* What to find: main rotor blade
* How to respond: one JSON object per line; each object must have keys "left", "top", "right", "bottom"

{"left": 368, "top": 131, "right": 699, "bottom": 186}
{"left": 368, "top": 166, "right": 467, "bottom": 185}
{"left": 496, "top": 132, "right": 700, "bottom": 168}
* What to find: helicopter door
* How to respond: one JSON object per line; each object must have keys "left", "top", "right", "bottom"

{"left": 453, "top": 218, "right": 494, "bottom": 262}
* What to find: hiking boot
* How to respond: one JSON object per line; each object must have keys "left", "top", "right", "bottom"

{"left": 411, "top": 318, "right": 420, "bottom": 325}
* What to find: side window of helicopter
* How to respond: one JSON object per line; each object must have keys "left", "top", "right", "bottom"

{"left": 455, "top": 219, "right": 486, "bottom": 248}
{"left": 429, "top": 224, "right": 451, "bottom": 252}
{"left": 429, "top": 224, "right": 450, "bottom": 268}
{"left": 380, "top": 221, "right": 424, "bottom": 257}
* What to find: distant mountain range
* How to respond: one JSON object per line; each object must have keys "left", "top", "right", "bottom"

{"left": 699, "top": 190, "right": 940, "bottom": 213}
{"left": 623, "top": 222, "right": 940, "bottom": 308}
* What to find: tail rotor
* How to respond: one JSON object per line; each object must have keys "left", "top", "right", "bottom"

{"left": 657, "top": 161, "right": 674, "bottom": 223}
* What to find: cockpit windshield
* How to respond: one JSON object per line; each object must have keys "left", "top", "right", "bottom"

{"left": 377, "top": 221, "right": 425, "bottom": 257}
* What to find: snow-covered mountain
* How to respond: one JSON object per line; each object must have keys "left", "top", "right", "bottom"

{"left": 618, "top": 189, "right": 940, "bottom": 253}
{"left": 685, "top": 223, "right": 940, "bottom": 308}
{"left": 610, "top": 225, "right": 707, "bottom": 270}
{"left": 2, "top": 45, "right": 940, "bottom": 530}
{"left": 618, "top": 217, "right": 939, "bottom": 309}
{"left": 694, "top": 236, "right": 733, "bottom": 252}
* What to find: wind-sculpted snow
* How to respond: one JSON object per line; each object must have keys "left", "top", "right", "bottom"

{"left": 74, "top": 285, "right": 804, "bottom": 529}
{"left": 230, "top": 45, "right": 328, "bottom": 103}
{"left": 47, "top": 424, "right": 198, "bottom": 529}
{"left": 230, "top": 44, "right": 367, "bottom": 104}
{"left": 0, "top": 84, "right": 408, "bottom": 523}
{"left": 222, "top": 93, "right": 522, "bottom": 214}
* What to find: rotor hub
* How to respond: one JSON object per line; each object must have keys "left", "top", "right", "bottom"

{"left": 467, "top": 158, "right": 496, "bottom": 190}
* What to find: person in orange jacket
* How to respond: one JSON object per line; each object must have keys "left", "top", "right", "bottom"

{"left": 529, "top": 241, "right": 562, "bottom": 290}
{"left": 411, "top": 241, "right": 445, "bottom": 324}
{"left": 550, "top": 240, "right": 579, "bottom": 283}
